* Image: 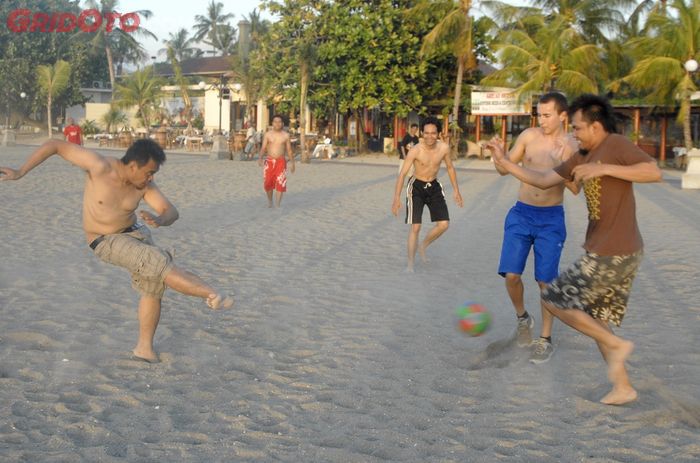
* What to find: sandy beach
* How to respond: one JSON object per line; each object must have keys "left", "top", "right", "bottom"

{"left": 1, "top": 143, "right": 699, "bottom": 462}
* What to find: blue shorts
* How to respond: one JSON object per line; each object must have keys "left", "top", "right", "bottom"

{"left": 498, "top": 201, "right": 566, "bottom": 283}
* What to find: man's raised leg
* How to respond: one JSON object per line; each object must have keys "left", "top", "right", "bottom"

{"left": 164, "top": 265, "right": 234, "bottom": 309}
{"left": 133, "top": 296, "right": 161, "bottom": 362}
{"left": 544, "top": 302, "right": 636, "bottom": 405}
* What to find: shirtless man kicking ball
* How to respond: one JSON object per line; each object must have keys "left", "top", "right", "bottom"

{"left": 1, "top": 139, "right": 233, "bottom": 363}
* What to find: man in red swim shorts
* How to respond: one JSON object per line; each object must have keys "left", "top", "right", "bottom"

{"left": 259, "top": 114, "right": 295, "bottom": 207}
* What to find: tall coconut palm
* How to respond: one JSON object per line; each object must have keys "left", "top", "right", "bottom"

{"left": 77, "top": 0, "right": 157, "bottom": 90}
{"left": 159, "top": 29, "right": 202, "bottom": 61}
{"left": 194, "top": 1, "right": 235, "bottom": 56}
{"left": 36, "top": 60, "right": 71, "bottom": 138}
{"left": 165, "top": 47, "right": 193, "bottom": 122}
{"left": 209, "top": 24, "right": 237, "bottom": 56}
{"left": 614, "top": 0, "right": 700, "bottom": 151}
{"left": 113, "top": 67, "right": 163, "bottom": 129}
{"left": 528, "top": 0, "right": 638, "bottom": 46}
{"left": 416, "top": 0, "right": 477, "bottom": 141}
{"left": 482, "top": 12, "right": 602, "bottom": 97}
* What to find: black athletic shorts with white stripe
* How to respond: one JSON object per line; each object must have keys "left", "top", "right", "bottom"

{"left": 405, "top": 177, "right": 450, "bottom": 224}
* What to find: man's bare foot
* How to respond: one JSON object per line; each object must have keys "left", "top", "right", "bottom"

{"left": 600, "top": 386, "right": 638, "bottom": 405}
{"left": 132, "top": 349, "right": 159, "bottom": 364}
{"left": 207, "top": 293, "right": 234, "bottom": 310}
{"left": 404, "top": 265, "right": 415, "bottom": 274}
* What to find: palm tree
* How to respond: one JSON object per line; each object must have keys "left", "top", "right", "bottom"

{"left": 36, "top": 60, "right": 71, "bottom": 138}
{"left": 210, "top": 24, "right": 237, "bottom": 56}
{"left": 614, "top": 0, "right": 700, "bottom": 151}
{"left": 159, "top": 29, "right": 202, "bottom": 61}
{"left": 527, "top": 0, "right": 637, "bottom": 46}
{"left": 416, "top": 0, "right": 477, "bottom": 143}
{"left": 113, "top": 67, "right": 163, "bottom": 129}
{"left": 77, "top": 0, "right": 157, "bottom": 89}
{"left": 194, "top": 1, "right": 235, "bottom": 56}
{"left": 482, "top": 11, "right": 602, "bottom": 96}
{"left": 101, "top": 106, "right": 129, "bottom": 133}
{"left": 165, "top": 46, "right": 193, "bottom": 122}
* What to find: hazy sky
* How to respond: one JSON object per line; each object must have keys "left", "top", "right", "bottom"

{"left": 109, "top": 0, "right": 531, "bottom": 60}
{"left": 113, "top": 0, "right": 269, "bottom": 58}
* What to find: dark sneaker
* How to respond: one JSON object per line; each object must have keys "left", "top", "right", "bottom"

{"left": 529, "top": 338, "right": 555, "bottom": 364}
{"left": 516, "top": 315, "right": 534, "bottom": 347}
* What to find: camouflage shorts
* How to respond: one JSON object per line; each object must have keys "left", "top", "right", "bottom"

{"left": 542, "top": 251, "right": 642, "bottom": 326}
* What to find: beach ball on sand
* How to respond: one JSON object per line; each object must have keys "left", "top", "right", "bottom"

{"left": 455, "top": 302, "right": 491, "bottom": 336}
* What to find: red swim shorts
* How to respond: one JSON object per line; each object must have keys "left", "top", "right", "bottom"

{"left": 263, "top": 157, "right": 287, "bottom": 192}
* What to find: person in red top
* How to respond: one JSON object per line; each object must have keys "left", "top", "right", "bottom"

{"left": 487, "top": 94, "right": 662, "bottom": 406}
{"left": 63, "top": 118, "right": 83, "bottom": 145}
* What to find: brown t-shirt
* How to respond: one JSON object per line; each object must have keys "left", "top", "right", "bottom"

{"left": 554, "top": 134, "right": 654, "bottom": 256}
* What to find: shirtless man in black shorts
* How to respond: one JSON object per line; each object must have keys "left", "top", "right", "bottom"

{"left": 391, "top": 116, "right": 463, "bottom": 272}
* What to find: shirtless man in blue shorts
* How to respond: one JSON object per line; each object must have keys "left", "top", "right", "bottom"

{"left": 491, "top": 92, "right": 579, "bottom": 363}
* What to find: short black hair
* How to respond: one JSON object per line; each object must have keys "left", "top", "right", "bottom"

{"left": 121, "top": 139, "right": 166, "bottom": 167}
{"left": 421, "top": 116, "right": 442, "bottom": 133}
{"left": 410, "top": 123, "right": 419, "bottom": 129}
{"left": 272, "top": 114, "right": 286, "bottom": 124}
{"left": 539, "top": 92, "right": 568, "bottom": 114}
{"left": 568, "top": 94, "right": 617, "bottom": 134}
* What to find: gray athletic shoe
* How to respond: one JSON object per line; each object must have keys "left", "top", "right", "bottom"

{"left": 516, "top": 315, "right": 534, "bottom": 347}
{"left": 529, "top": 338, "right": 555, "bottom": 364}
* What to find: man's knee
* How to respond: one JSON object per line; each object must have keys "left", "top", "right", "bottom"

{"left": 410, "top": 224, "right": 422, "bottom": 234}
{"left": 505, "top": 273, "right": 522, "bottom": 286}
{"left": 436, "top": 220, "right": 449, "bottom": 231}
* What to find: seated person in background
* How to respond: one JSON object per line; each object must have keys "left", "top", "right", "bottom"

{"left": 312, "top": 137, "right": 335, "bottom": 159}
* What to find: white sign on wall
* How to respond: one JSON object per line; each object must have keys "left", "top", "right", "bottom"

{"left": 471, "top": 88, "right": 530, "bottom": 115}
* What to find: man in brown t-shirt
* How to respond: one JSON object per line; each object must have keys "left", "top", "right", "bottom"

{"left": 487, "top": 94, "right": 661, "bottom": 405}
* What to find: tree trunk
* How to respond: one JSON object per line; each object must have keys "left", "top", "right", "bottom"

{"left": 451, "top": 0, "right": 472, "bottom": 154}
{"left": 357, "top": 109, "right": 368, "bottom": 151}
{"left": 451, "top": 56, "right": 464, "bottom": 151}
{"left": 299, "top": 60, "right": 310, "bottom": 163}
{"left": 683, "top": 96, "right": 693, "bottom": 152}
{"left": 46, "top": 94, "right": 52, "bottom": 139}
{"left": 106, "top": 46, "right": 116, "bottom": 90}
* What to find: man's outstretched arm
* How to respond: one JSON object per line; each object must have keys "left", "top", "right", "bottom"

{"left": 0, "top": 140, "right": 107, "bottom": 180}
{"left": 488, "top": 138, "right": 566, "bottom": 189}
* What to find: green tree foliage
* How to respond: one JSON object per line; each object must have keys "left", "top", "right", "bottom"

{"left": 77, "top": 0, "right": 157, "bottom": 89}
{"left": 613, "top": 0, "right": 700, "bottom": 150}
{"left": 482, "top": 9, "right": 602, "bottom": 97}
{"left": 113, "top": 67, "right": 163, "bottom": 129}
{"left": 230, "top": 10, "right": 271, "bottom": 125}
{"left": 36, "top": 60, "right": 71, "bottom": 137}
{"left": 159, "top": 29, "right": 203, "bottom": 61}
{"left": 260, "top": 0, "right": 323, "bottom": 162}
{"left": 194, "top": 1, "right": 236, "bottom": 56}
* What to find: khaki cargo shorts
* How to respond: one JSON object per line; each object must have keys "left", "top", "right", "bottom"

{"left": 92, "top": 226, "right": 173, "bottom": 298}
